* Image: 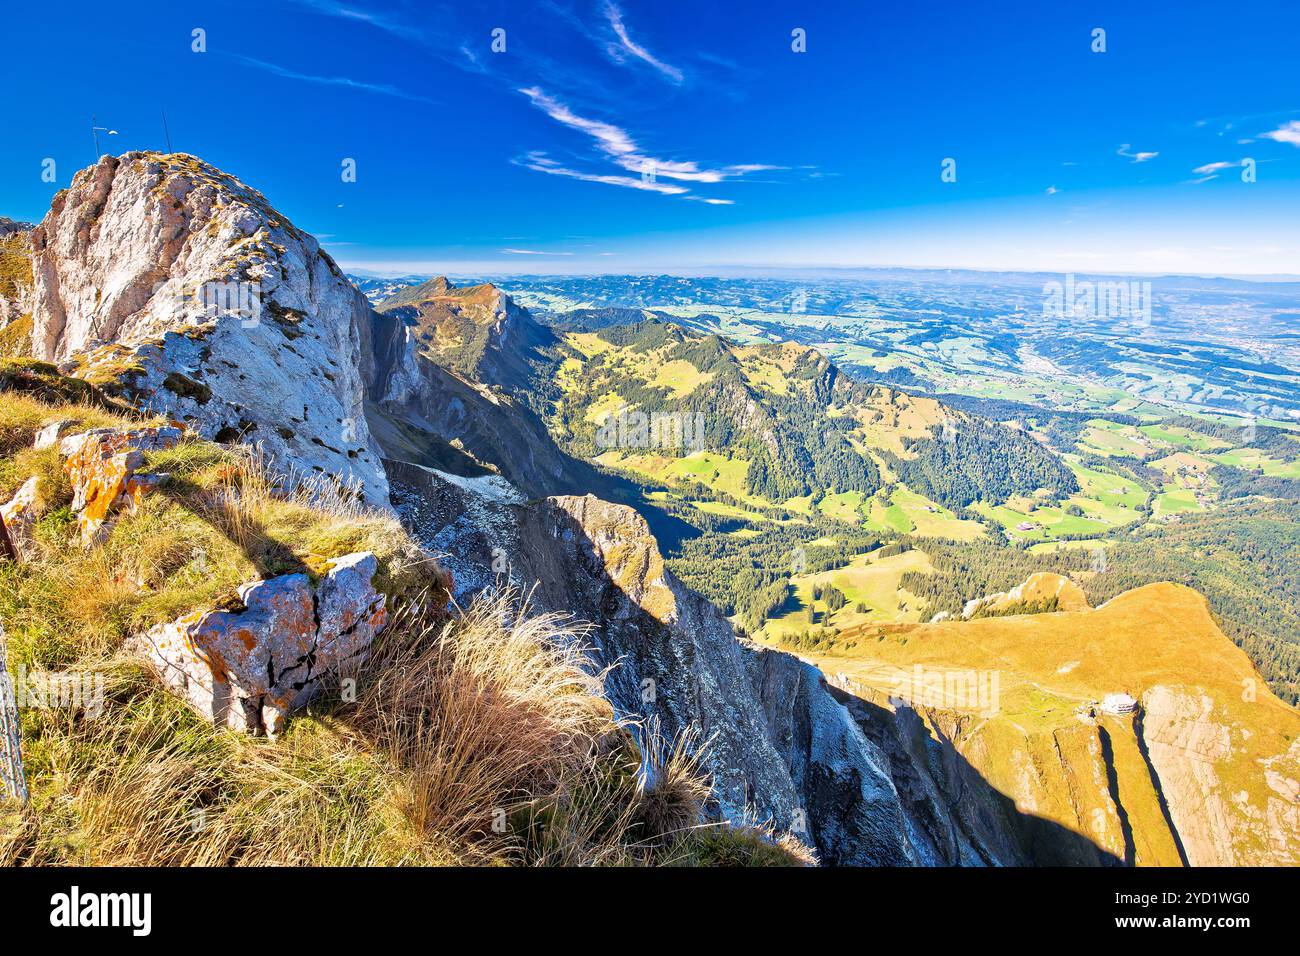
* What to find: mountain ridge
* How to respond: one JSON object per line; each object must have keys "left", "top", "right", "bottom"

{"left": 4, "top": 153, "right": 1297, "bottom": 866}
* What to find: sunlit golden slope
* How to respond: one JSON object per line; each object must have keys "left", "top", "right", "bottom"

{"left": 807, "top": 580, "right": 1300, "bottom": 866}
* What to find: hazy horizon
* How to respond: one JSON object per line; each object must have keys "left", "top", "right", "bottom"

{"left": 4, "top": 1, "right": 1300, "bottom": 276}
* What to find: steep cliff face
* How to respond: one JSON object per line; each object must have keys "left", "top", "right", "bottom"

{"left": 387, "top": 461, "right": 928, "bottom": 864}
{"left": 809, "top": 582, "right": 1300, "bottom": 866}
{"left": 1141, "top": 684, "right": 1300, "bottom": 866}
{"left": 28, "top": 152, "right": 388, "bottom": 503}
{"left": 364, "top": 279, "right": 605, "bottom": 498}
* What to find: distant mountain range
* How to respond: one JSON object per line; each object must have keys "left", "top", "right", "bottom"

{"left": 0, "top": 155, "right": 1297, "bottom": 867}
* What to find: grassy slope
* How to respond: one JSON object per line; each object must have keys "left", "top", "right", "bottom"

{"left": 0, "top": 374, "right": 807, "bottom": 867}
{"left": 794, "top": 582, "right": 1300, "bottom": 865}
{"left": 759, "top": 548, "right": 933, "bottom": 640}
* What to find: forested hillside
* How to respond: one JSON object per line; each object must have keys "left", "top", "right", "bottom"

{"left": 542, "top": 319, "right": 1072, "bottom": 512}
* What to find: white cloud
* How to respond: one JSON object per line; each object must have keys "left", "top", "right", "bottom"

{"left": 514, "top": 151, "right": 689, "bottom": 196}
{"left": 1045, "top": 186, "right": 1059, "bottom": 195}
{"left": 519, "top": 87, "right": 639, "bottom": 159}
{"left": 517, "top": 88, "right": 774, "bottom": 202}
{"left": 1187, "top": 159, "right": 1245, "bottom": 184}
{"left": 1261, "top": 120, "right": 1300, "bottom": 147}
{"left": 603, "top": 2, "right": 684, "bottom": 84}
{"left": 228, "top": 54, "right": 433, "bottom": 103}
{"left": 500, "top": 248, "right": 575, "bottom": 255}
{"left": 1117, "top": 144, "right": 1159, "bottom": 163}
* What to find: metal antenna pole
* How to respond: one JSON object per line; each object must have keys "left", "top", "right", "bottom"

{"left": 162, "top": 109, "right": 173, "bottom": 153}
{"left": 91, "top": 113, "right": 99, "bottom": 162}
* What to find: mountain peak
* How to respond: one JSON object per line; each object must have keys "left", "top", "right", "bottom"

{"left": 375, "top": 273, "right": 548, "bottom": 383}
{"left": 27, "top": 151, "right": 390, "bottom": 502}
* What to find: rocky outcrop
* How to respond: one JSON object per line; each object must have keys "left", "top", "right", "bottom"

{"left": 375, "top": 277, "right": 550, "bottom": 384}
{"left": 0, "top": 218, "right": 32, "bottom": 238}
{"left": 747, "top": 649, "right": 916, "bottom": 865}
{"left": 60, "top": 425, "right": 180, "bottom": 542}
{"left": 388, "top": 461, "right": 918, "bottom": 864}
{"left": 363, "top": 280, "right": 604, "bottom": 500}
{"left": 0, "top": 477, "right": 40, "bottom": 561}
{"left": 136, "top": 552, "right": 387, "bottom": 737}
{"left": 1, "top": 424, "right": 179, "bottom": 554}
{"left": 961, "top": 571, "right": 1090, "bottom": 619}
{"left": 29, "top": 152, "right": 389, "bottom": 504}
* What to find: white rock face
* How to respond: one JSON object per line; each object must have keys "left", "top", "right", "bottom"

{"left": 29, "top": 152, "right": 389, "bottom": 504}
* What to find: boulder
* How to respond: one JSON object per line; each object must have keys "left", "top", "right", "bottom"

{"left": 0, "top": 476, "right": 41, "bottom": 561}
{"left": 60, "top": 426, "right": 180, "bottom": 542}
{"left": 33, "top": 419, "right": 73, "bottom": 450}
{"left": 135, "top": 552, "right": 387, "bottom": 736}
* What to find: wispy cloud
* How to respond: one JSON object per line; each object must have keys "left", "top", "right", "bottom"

{"left": 286, "top": 0, "right": 418, "bottom": 39}
{"left": 500, "top": 248, "right": 576, "bottom": 255}
{"left": 517, "top": 87, "right": 776, "bottom": 202}
{"left": 1117, "top": 144, "right": 1159, "bottom": 163}
{"left": 1045, "top": 186, "right": 1059, "bottom": 195}
{"left": 228, "top": 53, "right": 433, "bottom": 103}
{"left": 1261, "top": 120, "right": 1300, "bottom": 147}
{"left": 602, "top": 1, "right": 683, "bottom": 84}
{"left": 1188, "top": 159, "right": 1244, "bottom": 183}
{"left": 514, "top": 151, "right": 689, "bottom": 196}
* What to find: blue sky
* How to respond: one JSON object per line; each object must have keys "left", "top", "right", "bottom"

{"left": 3, "top": 0, "right": 1299, "bottom": 275}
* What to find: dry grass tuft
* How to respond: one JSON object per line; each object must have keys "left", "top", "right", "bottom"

{"left": 2, "top": 588, "right": 721, "bottom": 867}
{"left": 633, "top": 718, "right": 711, "bottom": 843}
{"left": 348, "top": 590, "right": 620, "bottom": 860}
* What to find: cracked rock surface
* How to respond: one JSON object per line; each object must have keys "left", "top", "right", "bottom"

{"left": 30, "top": 151, "right": 389, "bottom": 505}
{"left": 135, "top": 552, "right": 386, "bottom": 736}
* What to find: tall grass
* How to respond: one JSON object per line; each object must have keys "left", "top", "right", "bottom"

{"left": 0, "top": 387, "right": 809, "bottom": 867}
{"left": 2, "top": 582, "right": 814, "bottom": 866}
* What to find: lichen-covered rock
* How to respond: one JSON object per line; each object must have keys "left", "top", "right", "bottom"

{"left": 0, "top": 476, "right": 40, "bottom": 561}
{"left": 60, "top": 426, "right": 180, "bottom": 542}
{"left": 30, "top": 152, "right": 389, "bottom": 505}
{"left": 135, "top": 552, "right": 386, "bottom": 736}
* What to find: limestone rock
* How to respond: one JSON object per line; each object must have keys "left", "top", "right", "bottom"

{"left": 29, "top": 152, "right": 389, "bottom": 505}
{"left": 34, "top": 419, "right": 73, "bottom": 450}
{"left": 136, "top": 552, "right": 387, "bottom": 736}
{"left": 60, "top": 426, "right": 180, "bottom": 542}
{"left": 0, "top": 477, "right": 41, "bottom": 561}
